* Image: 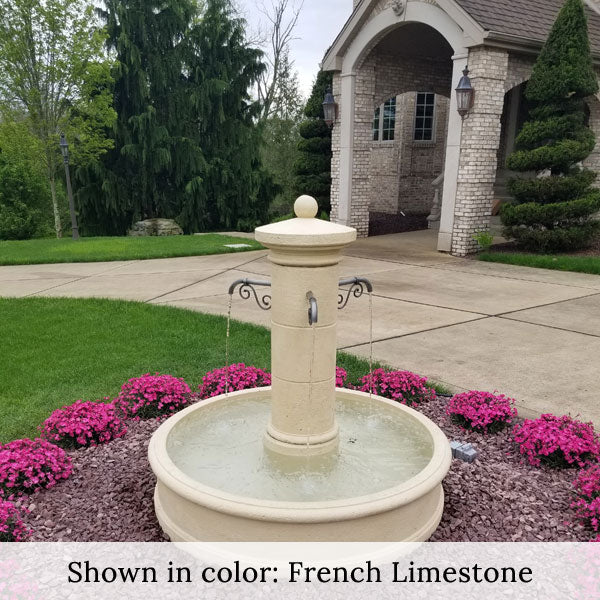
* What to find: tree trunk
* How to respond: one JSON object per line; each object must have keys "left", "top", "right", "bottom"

{"left": 49, "top": 173, "right": 63, "bottom": 238}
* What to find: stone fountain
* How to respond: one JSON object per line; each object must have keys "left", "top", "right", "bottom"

{"left": 148, "top": 196, "right": 451, "bottom": 541}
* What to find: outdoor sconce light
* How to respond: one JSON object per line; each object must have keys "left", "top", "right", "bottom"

{"left": 59, "top": 133, "right": 69, "bottom": 162}
{"left": 322, "top": 86, "right": 337, "bottom": 128}
{"left": 456, "top": 67, "right": 474, "bottom": 118}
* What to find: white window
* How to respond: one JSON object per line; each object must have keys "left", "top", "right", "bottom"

{"left": 372, "top": 97, "right": 396, "bottom": 142}
{"left": 414, "top": 92, "right": 436, "bottom": 141}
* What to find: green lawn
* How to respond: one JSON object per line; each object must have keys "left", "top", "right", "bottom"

{"left": 479, "top": 252, "right": 600, "bottom": 275}
{"left": 0, "top": 234, "right": 263, "bottom": 266}
{"left": 0, "top": 297, "right": 392, "bottom": 443}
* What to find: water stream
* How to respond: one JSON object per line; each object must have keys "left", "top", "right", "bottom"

{"left": 224, "top": 293, "right": 233, "bottom": 396}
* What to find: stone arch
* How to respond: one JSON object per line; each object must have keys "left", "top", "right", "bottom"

{"left": 343, "top": 3, "right": 469, "bottom": 74}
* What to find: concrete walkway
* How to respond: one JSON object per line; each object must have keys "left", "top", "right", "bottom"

{"left": 2, "top": 230, "right": 600, "bottom": 423}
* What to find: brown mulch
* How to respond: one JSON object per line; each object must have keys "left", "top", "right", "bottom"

{"left": 21, "top": 399, "right": 590, "bottom": 542}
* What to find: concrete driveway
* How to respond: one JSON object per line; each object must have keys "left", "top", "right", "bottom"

{"left": 2, "top": 230, "right": 599, "bottom": 423}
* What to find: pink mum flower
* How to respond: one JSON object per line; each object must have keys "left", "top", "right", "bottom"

{"left": 40, "top": 400, "right": 127, "bottom": 449}
{"left": 0, "top": 438, "right": 72, "bottom": 497}
{"left": 357, "top": 368, "right": 435, "bottom": 406}
{"left": 447, "top": 390, "right": 517, "bottom": 433}
{"left": 115, "top": 373, "right": 192, "bottom": 419}
{"left": 199, "top": 364, "right": 271, "bottom": 399}
{"left": 514, "top": 414, "right": 600, "bottom": 468}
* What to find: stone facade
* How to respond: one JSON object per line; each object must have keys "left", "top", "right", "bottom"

{"left": 368, "top": 92, "right": 449, "bottom": 215}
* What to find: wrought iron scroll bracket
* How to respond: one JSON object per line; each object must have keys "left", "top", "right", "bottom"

{"left": 228, "top": 278, "right": 272, "bottom": 311}
{"left": 338, "top": 277, "right": 374, "bottom": 310}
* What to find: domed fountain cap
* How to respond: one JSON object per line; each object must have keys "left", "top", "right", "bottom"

{"left": 255, "top": 195, "right": 357, "bottom": 248}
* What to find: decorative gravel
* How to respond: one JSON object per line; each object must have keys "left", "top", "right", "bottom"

{"left": 22, "top": 397, "right": 590, "bottom": 541}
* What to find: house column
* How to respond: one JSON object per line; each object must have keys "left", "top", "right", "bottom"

{"left": 451, "top": 47, "right": 509, "bottom": 256}
{"left": 437, "top": 52, "right": 468, "bottom": 252}
{"left": 335, "top": 71, "right": 356, "bottom": 228}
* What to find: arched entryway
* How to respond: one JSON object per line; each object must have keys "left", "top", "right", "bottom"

{"left": 326, "top": 1, "right": 472, "bottom": 242}
{"left": 361, "top": 23, "right": 453, "bottom": 236}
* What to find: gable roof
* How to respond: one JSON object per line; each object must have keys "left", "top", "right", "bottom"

{"left": 323, "top": 0, "right": 600, "bottom": 72}
{"left": 456, "top": 0, "right": 600, "bottom": 55}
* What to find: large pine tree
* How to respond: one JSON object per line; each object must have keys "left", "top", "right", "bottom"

{"left": 77, "top": 0, "right": 271, "bottom": 234}
{"left": 180, "top": 0, "right": 272, "bottom": 231}
{"left": 502, "top": 0, "right": 600, "bottom": 252}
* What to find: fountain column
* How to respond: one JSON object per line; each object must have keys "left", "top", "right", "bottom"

{"left": 255, "top": 196, "right": 357, "bottom": 456}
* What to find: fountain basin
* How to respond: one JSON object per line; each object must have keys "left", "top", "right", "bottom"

{"left": 148, "top": 387, "right": 451, "bottom": 542}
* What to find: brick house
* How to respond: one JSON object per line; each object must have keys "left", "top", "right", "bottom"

{"left": 322, "top": 0, "right": 600, "bottom": 255}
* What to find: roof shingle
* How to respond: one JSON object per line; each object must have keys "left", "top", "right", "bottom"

{"left": 455, "top": 0, "right": 600, "bottom": 56}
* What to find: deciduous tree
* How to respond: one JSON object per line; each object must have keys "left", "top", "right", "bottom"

{"left": 0, "top": 0, "right": 116, "bottom": 237}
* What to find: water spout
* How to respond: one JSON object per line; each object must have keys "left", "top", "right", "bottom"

{"left": 306, "top": 292, "right": 318, "bottom": 325}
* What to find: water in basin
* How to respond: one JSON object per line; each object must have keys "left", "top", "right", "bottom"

{"left": 166, "top": 394, "right": 434, "bottom": 503}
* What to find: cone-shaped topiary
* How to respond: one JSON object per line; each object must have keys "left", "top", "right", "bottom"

{"left": 502, "top": 0, "right": 600, "bottom": 252}
{"left": 293, "top": 70, "right": 333, "bottom": 214}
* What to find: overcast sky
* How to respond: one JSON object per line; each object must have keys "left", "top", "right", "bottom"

{"left": 238, "top": 0, "right": 351, "bottom": 98}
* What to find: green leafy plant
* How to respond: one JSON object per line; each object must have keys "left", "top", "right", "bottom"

{"left": 472, "top": 230, "right": 494, "bottom": 251}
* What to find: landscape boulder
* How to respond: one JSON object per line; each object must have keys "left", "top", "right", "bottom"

{"left": 128, "top": 218, "right": 183, "bottom": 237}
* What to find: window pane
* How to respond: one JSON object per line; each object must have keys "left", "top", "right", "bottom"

{"left": 380, "top": 97, "right": 396, "bottom": 142}
{"left": 414, "top": 92, "right": 436, "bottom": 141}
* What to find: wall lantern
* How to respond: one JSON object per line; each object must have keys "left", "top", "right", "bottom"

{"left": 322, "top": 87, "right": 337, "bottom": 128}
{"left": 456, "top": 67, "right": 474, "bottom": 118}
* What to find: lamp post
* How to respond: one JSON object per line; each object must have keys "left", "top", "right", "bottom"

{"left": 322, "top": 87, "right": 337, "bottom": 128}
{"left": 456, "top": 67, "right": 475, "bottom": 119}
{"left": 59, "top": 133, "right": 79, "bottom": 240}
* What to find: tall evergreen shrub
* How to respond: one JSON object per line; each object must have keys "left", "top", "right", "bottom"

{"left": 502, "top": 0, "right": 600, "bottom": 252}
{"left": 294, "top": 70, "right": 333, "bottom": 214}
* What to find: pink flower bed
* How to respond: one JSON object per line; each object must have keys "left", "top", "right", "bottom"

{"left": 40, "top": 400, "right": 127, "bottom": 449}
{"left": 0, "top": 438, "right": 72, "bottom": 497}
{"left": 116, "top": 374, "right": 191, "bottom": 419}
{"left": 572, "top": 465, "right": 600, "bottom": 534}
{"left": 335, "top": 367, "right": 348, "bottom": 387}
{"left": 514, "top": 414, "right": 600, "bottom": 468}
{"left": 199, "top": 364, "right": 271, "bottom": 399}
{"left": 0, "top": 499, "right": 30, "bottom": 541}
{"left": 356, "top": 368, "right": 435, "bottom": 406}
{"left": 447, "top": 390, "right": 517, "bottom": 433}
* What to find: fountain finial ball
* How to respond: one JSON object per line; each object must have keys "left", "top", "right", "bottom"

{"left": 294, "top": 195, "right": 318, "bottom": 219}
